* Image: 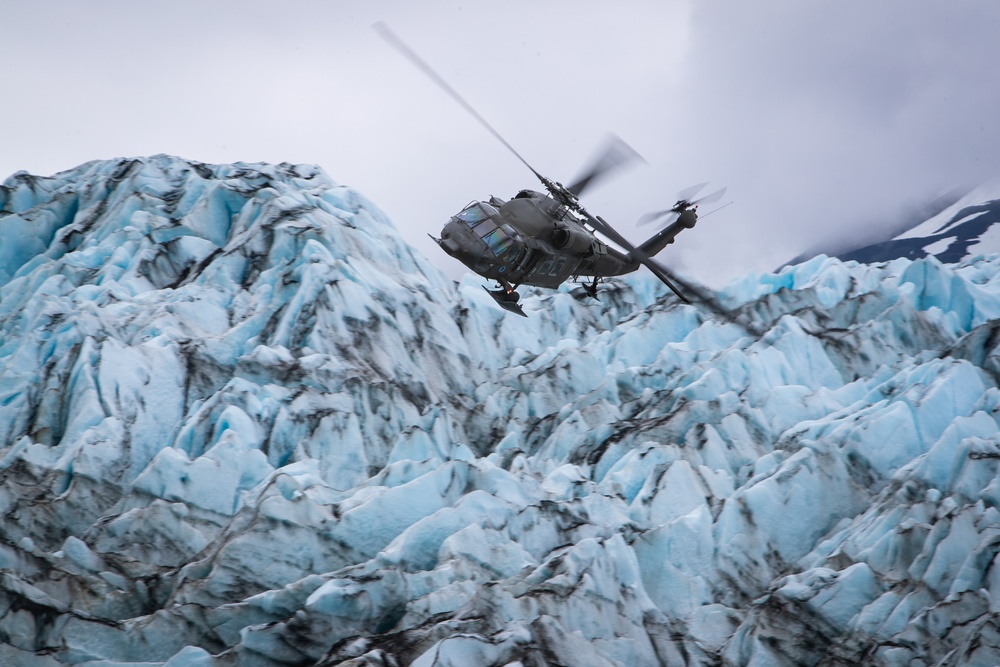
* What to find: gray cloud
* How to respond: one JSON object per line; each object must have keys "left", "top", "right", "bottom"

{"left": 661, "top": 2, "right": 1000, "bottom": 277}
{"left": 3, "top": 1, "right": 998, "bottom": 287}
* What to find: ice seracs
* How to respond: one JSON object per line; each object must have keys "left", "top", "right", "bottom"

{"left": 2, "top": 155, "right": 1000, "bottom": 666}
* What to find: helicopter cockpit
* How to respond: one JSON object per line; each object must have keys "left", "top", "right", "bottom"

{"left": 437, "top": 202, "right": 527, "bottom": 275}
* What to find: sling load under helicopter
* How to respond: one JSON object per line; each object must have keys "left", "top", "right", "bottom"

{"left": 375, "top": 23, "right": 732, "bottom": 319}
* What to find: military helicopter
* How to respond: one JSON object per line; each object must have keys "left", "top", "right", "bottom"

{"left": 375, "top": 23, "right": 726, "bottom": 317}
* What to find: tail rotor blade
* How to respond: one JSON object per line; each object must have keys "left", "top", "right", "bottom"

{"left": 637, "top": 183, "right": 706, "bottom": 229}
{"left": 637, "top": 209, "right": 678, "bottom": 228}
{"left": 676, "top": 182, "right": 709, "bottom": 203}
{"left": 695, "top": 186, "right": 727, "bottom": 206}
{"left": 638, "top": 184, "right": 728, "bottom": 231}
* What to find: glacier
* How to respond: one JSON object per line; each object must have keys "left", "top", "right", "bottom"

{"left": 2, "top": 155, "right": 1000, "bottom": 666}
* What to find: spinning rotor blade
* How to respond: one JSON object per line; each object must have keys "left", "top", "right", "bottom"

{"left": 586, "top": 214, "right": 762, "bottom": 335}
{"left": 696, "top": 186, "right": 727, "bottom": 206}
{"left": 637, "top": 182, "right": 709, "bottom": 228}
{"left": 566, "top": 134, "right": 644, "bottom": 197}
{"left": 586, "top": 214, "right": 690, "bottom": 304}
{"left": 676, "top": 181, "right": 709, "bottom": 203}
{"left": 636, "top": 208, "right": 677, "bottom": 228}
{"left": 636, "top": 185, "right": 729, "bottom": 230}
{"left": 374, "top": 22, "right": 546, "bottom": 184}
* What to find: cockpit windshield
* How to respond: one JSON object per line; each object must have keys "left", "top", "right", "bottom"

{"left": 456, "top": 202, "right": 499, "bottom": 225}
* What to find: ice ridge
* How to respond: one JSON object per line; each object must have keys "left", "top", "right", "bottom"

{"left": 2, "top": 155, "right": 1000, "bottom": 666}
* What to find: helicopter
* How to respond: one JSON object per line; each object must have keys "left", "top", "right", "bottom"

{"left": 375, "top": 23, "right": 727, "bottom": 317}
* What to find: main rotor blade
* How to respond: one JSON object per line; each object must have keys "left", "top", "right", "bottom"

{"left": 586, "top": 214, "right": 763, "bottom": 335}
{"left": 374, "top": 22, "right": 545, "bottom": 183}
{"left": 586, "top": 214, "right": 689, "bottom": 303}
{"left": 566, "top": 134, "right": 644, "bottom": 197}
{"left": 650, "top": 260, "right": 765, "bottom": 338}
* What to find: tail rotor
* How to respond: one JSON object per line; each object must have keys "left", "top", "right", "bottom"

{"left": 638, "top": 184, "right": 727, "bottom": 230}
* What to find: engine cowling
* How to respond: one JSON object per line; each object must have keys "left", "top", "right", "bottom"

{"left": 550, "top": 223, "right": 593, "bottom": 254}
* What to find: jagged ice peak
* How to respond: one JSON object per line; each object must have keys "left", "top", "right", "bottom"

{"left": 2, "top": 155, "right": 1000, "bottom": 666}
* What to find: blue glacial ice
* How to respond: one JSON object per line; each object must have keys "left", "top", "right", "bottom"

{"left": 2, "top": 155, "right": 1000, "bottom": 666}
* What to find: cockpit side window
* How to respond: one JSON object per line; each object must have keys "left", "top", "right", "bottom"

{"left": 456, "top": 202, "right": 498, "bottom": 225}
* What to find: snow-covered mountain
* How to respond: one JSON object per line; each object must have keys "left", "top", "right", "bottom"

{"left": 3, "top": 155, "right": 1000, "bottom": 667}
{"left": 838, "top": 183, "right": 1000, "bottom": 265}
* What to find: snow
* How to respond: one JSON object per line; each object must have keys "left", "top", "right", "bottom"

{"left": 841, "top": 181, "right": 1000, "bottom": 267}
{"left": 968, "top": 219, "right": 1000, "bottom": 257}
{"left": 2, "top": 155, "right": 1000, "bottom": 665}
{"left": 898, "top": 182, "right": 1000, "bottom": 241}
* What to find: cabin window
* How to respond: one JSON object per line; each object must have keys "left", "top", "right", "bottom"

{"left": 515, "top": 248, "right": 534, "bottom": 272}
{"left": 533, "top": 258, "right": 553, "bottom": 276}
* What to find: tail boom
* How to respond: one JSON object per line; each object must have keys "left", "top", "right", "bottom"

{"left": 637, "top": 209, "right": 698, "bottom": 258}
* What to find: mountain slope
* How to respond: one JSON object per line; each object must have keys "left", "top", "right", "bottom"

{"left": 2, "top": 156, "right": 1000, "bottom": 666}
{"left": 838, "top": 183, "right": 1000, "bottom": 265}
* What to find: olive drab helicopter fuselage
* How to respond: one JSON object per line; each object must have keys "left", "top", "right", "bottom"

{"left": 433, "top": 189, "right": 699, "bottom": 316}
{"left": 440, "top": 192, "right": 626, "bottom": 290}
{"left": 376, "top": 22, "right": 723, "bottom": 317}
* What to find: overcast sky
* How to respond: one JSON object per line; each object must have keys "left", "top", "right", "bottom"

{"left": 4, "top": 1, "right": 1000, "bottom": 286}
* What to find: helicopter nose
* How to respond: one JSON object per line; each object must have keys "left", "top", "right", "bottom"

{"left": 437, "top": 237, "right": 462, "bottom": 257}
{"left": 439, "top": 221, "right": 470, "bottom": 256}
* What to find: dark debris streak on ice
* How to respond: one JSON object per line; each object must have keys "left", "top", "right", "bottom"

{"left": 2, "top": 155, "right": 1000, "bottom": 666}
